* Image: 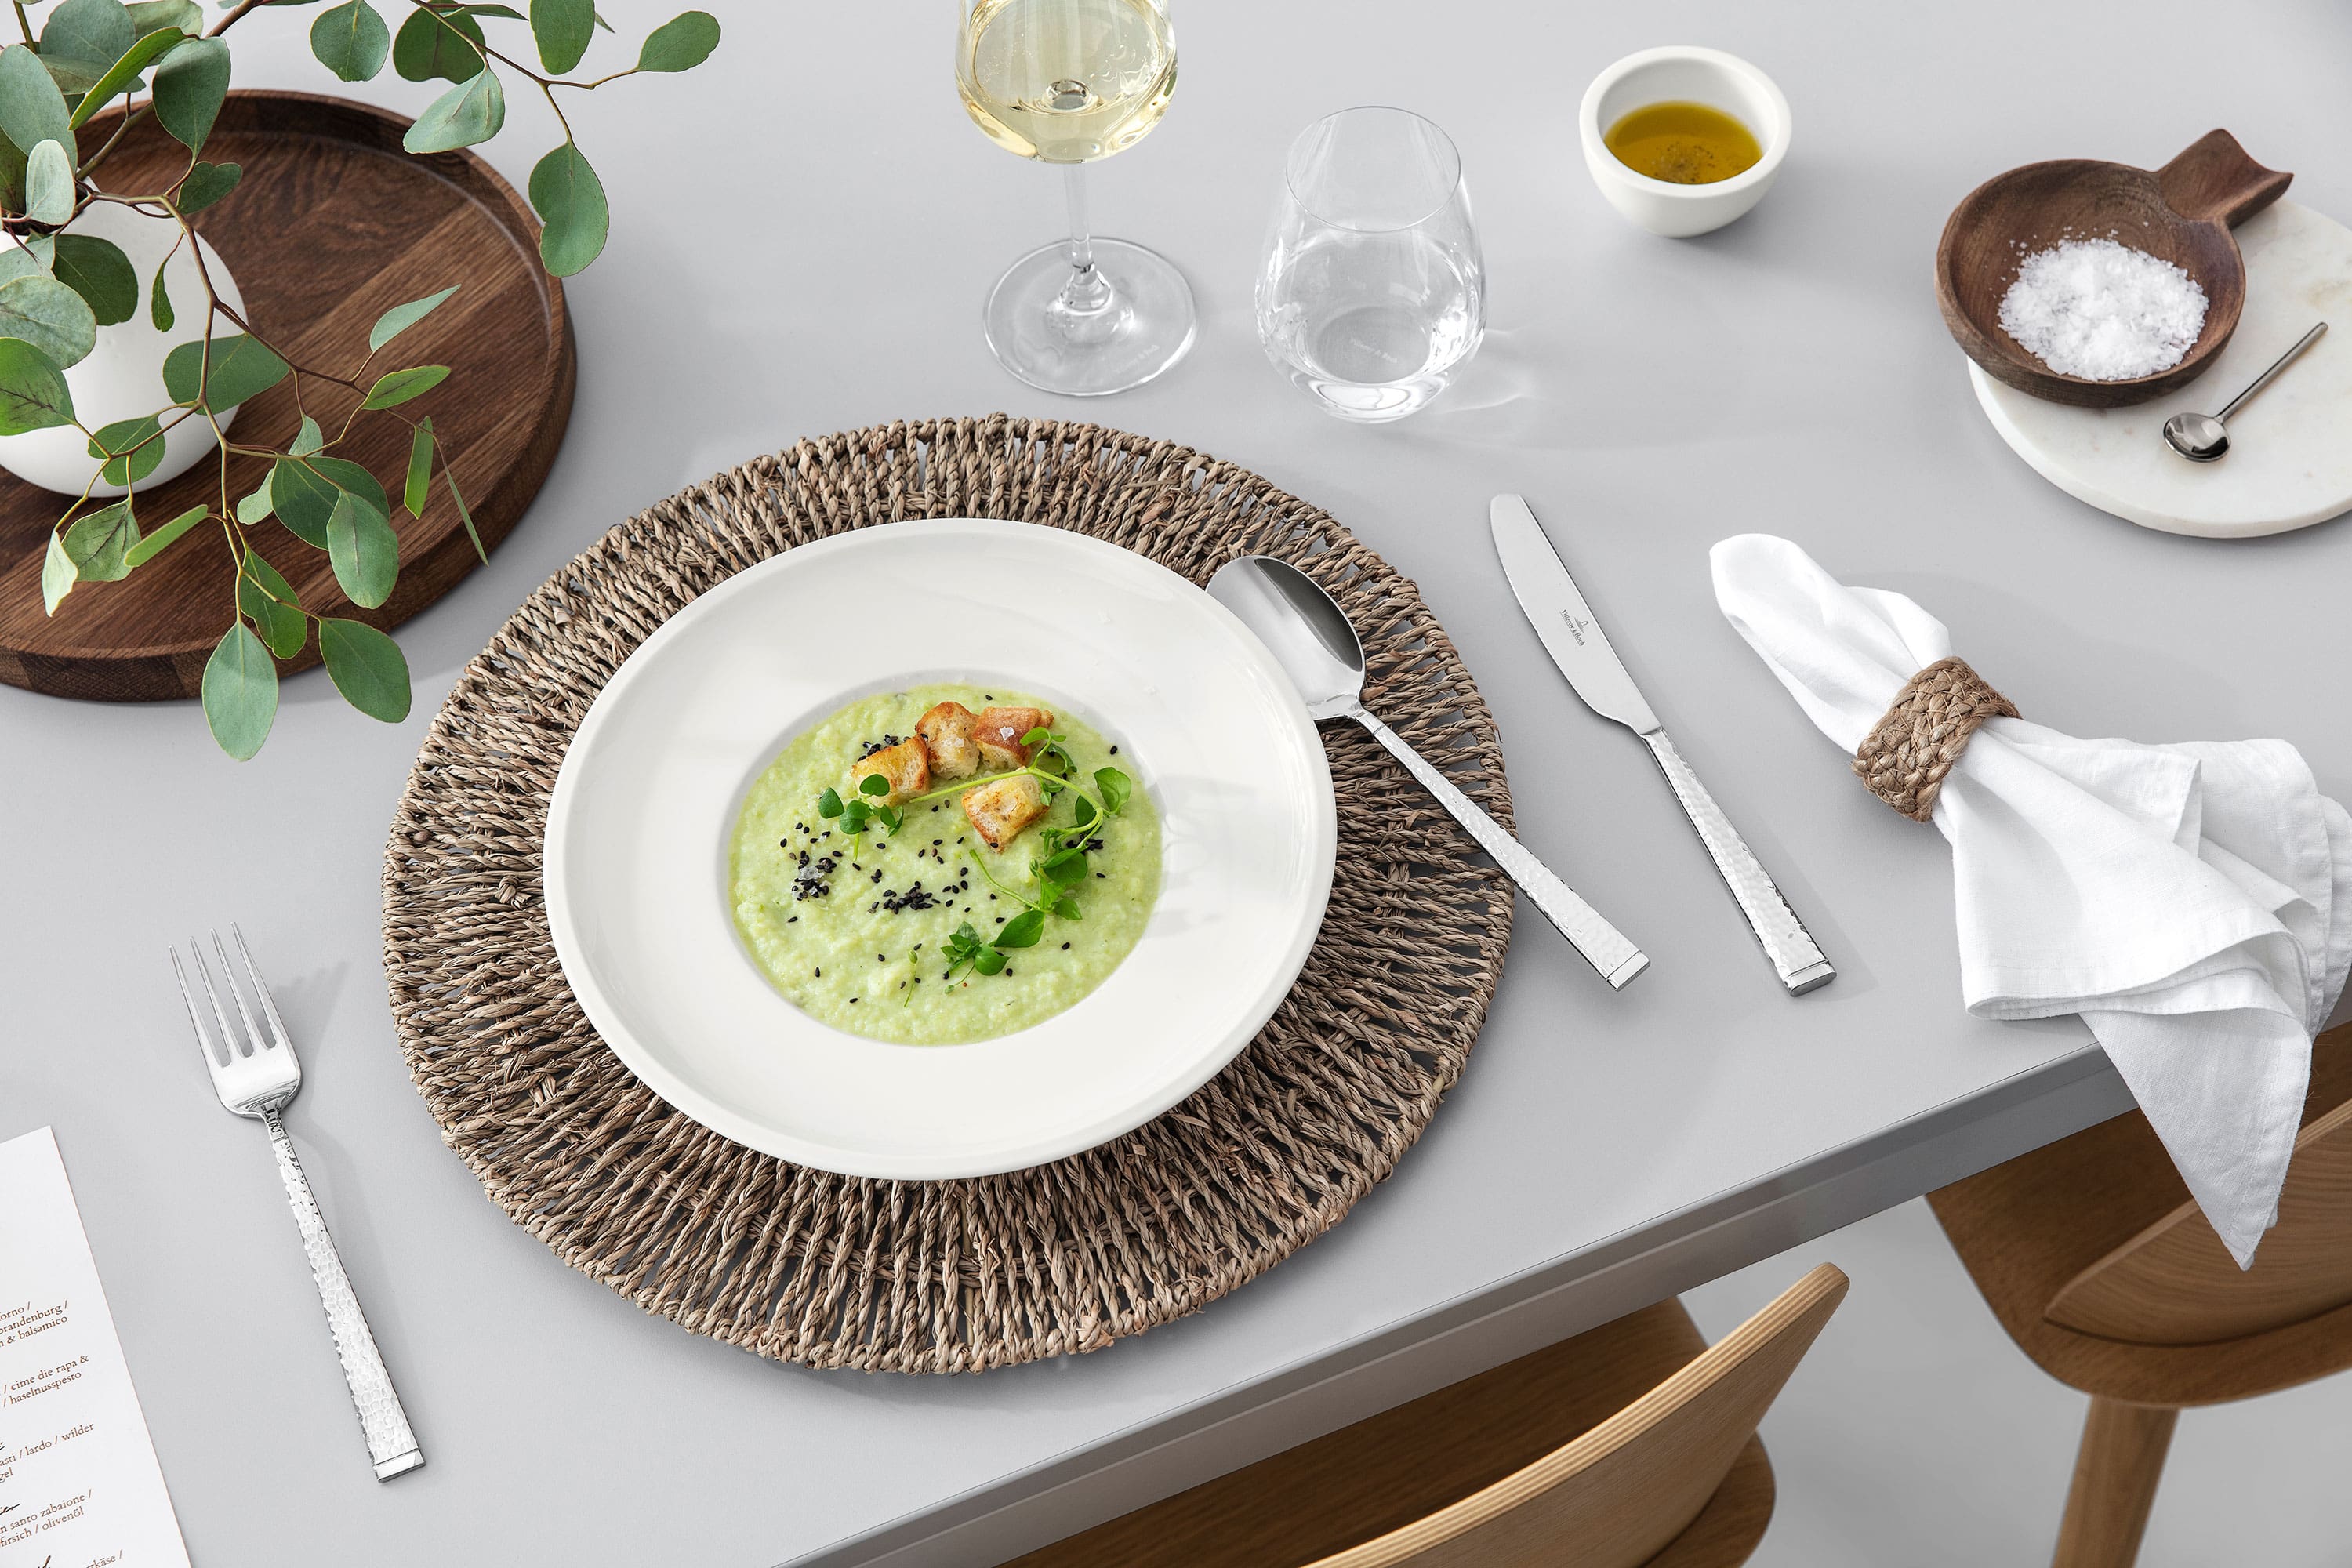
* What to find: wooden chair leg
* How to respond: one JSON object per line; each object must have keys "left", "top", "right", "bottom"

{"left": 2052, "top": 1398, "right": 2178, "bottom": 1568}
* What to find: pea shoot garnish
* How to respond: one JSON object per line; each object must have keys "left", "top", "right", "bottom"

{"left": 814, "top": 721, "right": 1134, "bottom": 986}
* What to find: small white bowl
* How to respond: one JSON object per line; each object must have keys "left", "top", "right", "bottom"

{"left": 1579, "top": 45, "right": 1791, "bottom": 238}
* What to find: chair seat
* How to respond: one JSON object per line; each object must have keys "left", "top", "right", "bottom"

{"left": 1002, "top": 1299, "right": 1774, "bottom": 1568}
{"left": 1929, "top": 1021, "right": 2352, "bottom": 1407}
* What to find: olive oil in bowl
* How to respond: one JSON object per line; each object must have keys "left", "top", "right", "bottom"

{"left": 1603, "top": 101, "right": 1761, "bottom": 186}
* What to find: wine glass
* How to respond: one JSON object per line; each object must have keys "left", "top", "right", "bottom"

{"left": 1256, "top": 107, "right": 1486, "bottom": 422}
{"left": 956, "top": 0, "right": 1196, "bottom": 395}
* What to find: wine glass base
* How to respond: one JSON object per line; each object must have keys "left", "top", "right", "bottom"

{"left": 982, "top": 238, "right": 1197, "bottom": 397}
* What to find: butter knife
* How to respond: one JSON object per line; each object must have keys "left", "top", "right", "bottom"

{"left": 1490, "top": 495, "right": 1835, "bottom": 996}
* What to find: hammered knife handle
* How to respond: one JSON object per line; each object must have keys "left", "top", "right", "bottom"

{"left": 1352, "top": 707, "right": 1649, "bottom": 989}
{"left": 1641, "top": 730, "right": 1835, "bottom": 996}
{"left": 263, "top": 1107, "right": 426, "bottom": 1480}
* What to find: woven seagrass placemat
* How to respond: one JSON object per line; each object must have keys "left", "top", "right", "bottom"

{"left": 382, "top": 416, "right": 1515, "bottom": 1373}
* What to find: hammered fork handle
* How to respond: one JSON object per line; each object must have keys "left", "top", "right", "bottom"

{"left": 1641, "top": 729, "right": 1835, "bottom": 996}
{"left": 263, "top": 1108, "right": 426, "bottom": 1480}
{"left": 1350, "top": 705, "right": 1649, "bottom": 989}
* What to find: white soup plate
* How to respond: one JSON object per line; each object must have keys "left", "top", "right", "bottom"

{"left": 543, "top": 518, "right": 1338, "bottom": 1180}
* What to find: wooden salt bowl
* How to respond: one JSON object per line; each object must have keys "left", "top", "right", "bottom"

{"left": 1935, "top": 129, "right": 2291, "bottom": 408}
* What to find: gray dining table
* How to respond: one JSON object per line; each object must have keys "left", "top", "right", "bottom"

{"left": 9, "top": 1, "right": 2350, "bottom": 1563}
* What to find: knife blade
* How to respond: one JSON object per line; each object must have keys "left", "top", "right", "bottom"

{"left": 1490, "top": 495, "right": 1835, "bottom": 996}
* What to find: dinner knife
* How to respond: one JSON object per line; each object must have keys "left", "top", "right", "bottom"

{"left": 1490, "top": 495, "right": 1835, "bottom": 996}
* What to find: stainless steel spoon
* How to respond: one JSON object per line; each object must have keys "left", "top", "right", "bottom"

{"left": 1208, "top": 554, "right": 1649, "bottom": 989}
{"left": 2163, "top": 321, "right": 2328, "bottom": 462}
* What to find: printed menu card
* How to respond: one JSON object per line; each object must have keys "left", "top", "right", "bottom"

{"left": 1, "top": 1127, "right": 190, "bottom": 1567}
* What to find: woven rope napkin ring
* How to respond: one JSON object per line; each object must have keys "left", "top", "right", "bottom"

{"left": 1851, "top": 656, "right": 2019, "bottom": 822}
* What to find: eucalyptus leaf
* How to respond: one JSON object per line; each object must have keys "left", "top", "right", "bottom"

{"left": 0, "top": 335, "right": 74, "bottom": 434}
{"left": 201, "top": 622, "right": 276, "bottom": 760}
{"left": 528, "top": 0, "right": 590, "bottom": 73}
{"left": 290, "top": 412, "right": 323, "bottom": 455}
{"left": 271, "top": 453, "right": 386, "bottom": 550}
{"left": 41, "top": 528, "right": 74, "bottom": 612}
{"left": 463, "top": 4, "right": 526, "bottom": 19}
{"left": 23, "top": 139, "right": 72, "bottom": 224}
{"left": 528, "top": 140, "right": 605, "bottom": 275}
{"left": 41, "top": 53, "right": 107, "bottom": 96}
{"left": 0, "top": 273, "right": 96, "bottom": 369}
{"left": 391, "top": 4, "right": 483, "bottom": 82}
{"left": 160, "top": 331, "right": 287, "bottom": 409}
{"left": 147, "top": 253, "right": 171, "bottom": 328}
{"left": 49, "top": 233, "right": 136, "bottom": 325}
{"left": 151, "top": 34, "right": 229, "bottom": 151}
{"left": 310, "top": 0, "right": 389, "bottom": 82}
{"left": 86, "top": 412, "right": 162, "bottom": 485}
{"left": 122, "top": 499, "right": 205, "bottom": 566}
{"left": 237, "top": 548, "right": 306, "bottom": 658}
{"left": 0, "top": 243, "right": 45, "bottom": 285}
{"left": 176, "top": 159, "right": 241, "bottom": 212}
{"left": 366, "top": 284, "right": 455, "bottom": 350}
{"left": 441, "top": 453, "right": 483, "bottom": 561}
{"left": 62, "top": 497, "right": 138, "bottom": 581}
{"left": 66, "top": 24, "right": 190, "bottom": 129}
{"left": 234, "top": 475, "right": 271, "bottom": 525}
{"left": 125, "top": 0, "right": 202, "bottom": 37}
{"left": 402, "top": 65, "right": 501, "bottom": 153}
{"left": 402, "top": 416, "right": 430, "bottom": 516}
{"left": 42, "top": 0, "right": 136, "bottom": 80}
{"left": 318, "top": 616, "right": 411, "bottom": 721}
{"left": 637, "top": 9, "right": 717, "bottom": 71}
{"left": 0, "top": 45, "right": 76, "bottom": 169}
{"left": 324, "top": 489, "right": 398, "bottom": 608}
{"left": 360, "top": 363, "right": 446, "bottom": 408}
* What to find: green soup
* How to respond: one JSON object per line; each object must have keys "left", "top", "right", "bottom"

{"left": 728, "top": 684, "right": 1161, "bottom": 1044}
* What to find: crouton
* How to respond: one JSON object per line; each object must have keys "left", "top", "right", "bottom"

{"left": 974, "top": 706, "right": 1054, "bottom": 772}
{"left": 851, "top": 737, "right": 929, "bottom": 805}
{"left": 916, "top": 701, "right": 982, "bottom": 782}
{"left": 963, "top": 774, "right": 1047, "bottom": 851}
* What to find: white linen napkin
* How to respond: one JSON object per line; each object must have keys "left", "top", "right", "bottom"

{"left": 1711, "top": 533, "right": 2352, "bottom": 1265}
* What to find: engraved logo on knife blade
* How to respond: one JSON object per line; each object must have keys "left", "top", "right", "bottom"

{"left": 1557, "top": 610, "right": 1594, "bottom": 648}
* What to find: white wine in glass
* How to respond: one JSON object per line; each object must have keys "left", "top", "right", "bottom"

{"left": 956, "top": 0, "right": 1196, "bottom": 395}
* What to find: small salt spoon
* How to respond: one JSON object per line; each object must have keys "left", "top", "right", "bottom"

{"left": 2164, "top": 321, "right": 2329, "bottom": 462}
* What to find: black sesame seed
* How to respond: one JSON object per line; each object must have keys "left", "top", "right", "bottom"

{"left": 850, "top": 997, "right": 858, "bottom": 1004}
{"left": 1109, "top": 746, "right": 1119, "bottom": 755}
{"left": 814, "top": 967, "right": 822, "bottom": 977}
{"left": 1061, "top": 942, "right": 1071, "bottom": 950}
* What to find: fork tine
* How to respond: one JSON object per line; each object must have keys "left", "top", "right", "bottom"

{"left": 211, "top": 929, "right": 268, "bottom": 1054}
{"left": 230, "top": 924, "right": 291, "bottom": 1052}
{"left": 170, "top": 948, "right": 230, "bottom": 1069}
{"left": 189, "top": 937, "right": 250, "bottom": 1059}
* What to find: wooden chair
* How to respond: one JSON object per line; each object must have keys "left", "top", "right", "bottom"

{"left": 1929, "top": 1019, "right": 2352, "bottom": 1568}
{"left": 1002, "top": 1263, "right": 1848, "bottom": 1568}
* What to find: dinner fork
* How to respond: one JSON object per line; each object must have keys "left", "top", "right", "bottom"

{"left": 171, "top": 927, "right": 426, "bottom": 1482}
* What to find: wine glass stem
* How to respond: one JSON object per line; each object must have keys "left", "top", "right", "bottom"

{"left": 1058, "top": 164, "right": 1113, "bottom": 314}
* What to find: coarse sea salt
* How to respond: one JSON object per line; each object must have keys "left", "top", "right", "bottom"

{"left": 1997, "top": 237, "right": 2209, "bottom": 381}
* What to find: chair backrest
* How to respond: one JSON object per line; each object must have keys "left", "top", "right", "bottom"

{"left": 1303, "top": 1263, "right": 1848, "bottom": 1568}
{"left": 2047, "top": 1094, "right": 2352, "bottom": 1346}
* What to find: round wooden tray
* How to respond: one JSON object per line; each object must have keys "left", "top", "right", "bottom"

{"left": 0, "top": 90, "right": 574, "bottom": 702}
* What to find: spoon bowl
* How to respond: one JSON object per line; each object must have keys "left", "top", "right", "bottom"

{"left": 1205, "top": 555, "right": 1368, "bottom": 720}
{"left": 1936, "top": 130, "right": 2290, "bottom": 408}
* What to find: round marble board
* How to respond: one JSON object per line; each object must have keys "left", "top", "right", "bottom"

{"left": 1969, "top": 199, "right": 2352, "bottom": 539}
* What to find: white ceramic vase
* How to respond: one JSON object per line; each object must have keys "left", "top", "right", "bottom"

{"left": 0, "top": 199, "right": 245, "bottom": 496}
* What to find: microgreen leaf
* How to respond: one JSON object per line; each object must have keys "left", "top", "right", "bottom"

{"left": 1053, "top": 897, "right": 1082, "bottom": 921}
{"left": 996, "top": 909, "right": 1044, "bottom": 949}
{"left": 1071, "top": 795, "right": 1095, "bottom": 828}
{"left": 971, "top": 946, "right": 1006, "bottom": 976}
{"left": 857, "top": 773, "right": 890, "bottom": 796}
{"left": 816, "top": 787, "right": 844, "bottom": 818}
{"left": 1095, "top": 767, "right": 1131, "bottom": 815}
